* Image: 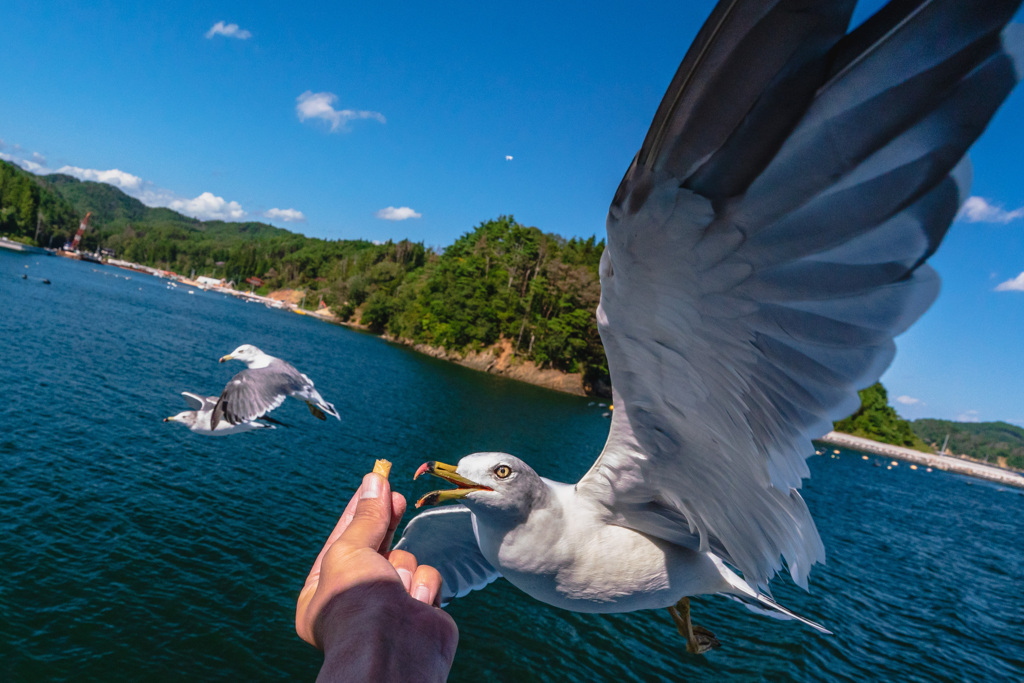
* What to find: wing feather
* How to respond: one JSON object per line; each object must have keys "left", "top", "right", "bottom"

{"left": 180, "top": 392, "right": 206, "bottom": 410}
{"left": 212, "top": 365, "right": 300, "bottom": 426}
{"left": 579, "top": 0, "right": 1023, "bottom": 590}
{"left": 395, "top": 506, "right": 501, "bottom": 606}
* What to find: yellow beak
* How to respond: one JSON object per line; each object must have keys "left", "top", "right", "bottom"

{"left": 219, "top": 354, "right": 233, "bottom": 363}
{"left": 164, "top": 416, "right": 174, "bottom": 422}
{"left": 413, "top": 460, "right": 492, "bottom": 508}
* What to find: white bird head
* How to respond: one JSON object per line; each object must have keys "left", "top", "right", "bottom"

{"left": 414, "top": 452, "right": 547, "bottom": 519}
{"left": 219, "top": 344, "right": 268, "bottom": 367}
{"left": 164, "top": 411, "right": 197, "bottom": 426}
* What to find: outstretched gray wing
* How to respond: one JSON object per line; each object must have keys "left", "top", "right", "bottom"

{"left": 180, "top": 392, "right": 207, "bottom": 410}
{"left": 395, "top": 505, "right": 501, "bottom": 606}
{"left": 212, "top": 360, "right": 308, "bottom": 426}
{"left": 577, "top": 0, "right": 1024, "bottom": 591}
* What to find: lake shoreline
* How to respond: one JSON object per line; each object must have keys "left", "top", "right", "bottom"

{"left": 102, "top": 257, "right": 598, "bottom": 398}
{"left": 817, "top": 431, "right": 1024, "bottom": 489}
{"left": 378, "top": 335, "right": 590, "bottom": 397}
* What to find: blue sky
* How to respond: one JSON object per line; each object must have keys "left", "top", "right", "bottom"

{"left": 3, "top": 1, "right": 1024, "bottom": 426}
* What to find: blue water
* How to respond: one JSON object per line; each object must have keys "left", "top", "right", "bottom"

{"left": 2, "top": 252, "right": 1022, "bottom": 681}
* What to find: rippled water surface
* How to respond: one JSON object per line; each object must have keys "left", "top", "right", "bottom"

{"left": 2, "top": 253, "right": 1022, "bottom": 681}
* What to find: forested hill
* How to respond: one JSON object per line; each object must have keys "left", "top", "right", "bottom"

{"left": 911, "top": 419, "right": 1024, "bottom": 470}
{"left": 832, "top": 383, "right": 932, "bottom": 453}
{"left": 0, "top": 160, "right": 609, "bottom": 388}
{"left": 3, "top": 160, "right": 1021, "bottom": 440}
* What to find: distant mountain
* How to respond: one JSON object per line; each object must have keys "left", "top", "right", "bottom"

{"left": 37, "top": 173, "right": 163, "bottom": 225}
{"left": 911, "top": 419, "right": 1024, "bottom": 470}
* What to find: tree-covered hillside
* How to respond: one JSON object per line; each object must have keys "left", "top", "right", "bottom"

{"left": 911, "top": 419, "right": 1024, "bottom": 469}
{"left": 369, "top": 217, "right": 605, "bottom": 379}
{"left": 833, "top": 383, "right": 932, "bottom": 452}
{"left": 0, "top": 161, "right": 80, "bottom": 245}
{"left": 1, "top": 161, "right": 609, "bottom": 387}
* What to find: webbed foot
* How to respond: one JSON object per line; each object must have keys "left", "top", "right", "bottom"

{"left": 667, "top": 597, "right": 721, "bottom": 655}
{"left": 687, "top": 624, "right": 721, "bottom": 654}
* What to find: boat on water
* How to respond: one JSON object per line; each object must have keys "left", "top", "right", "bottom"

{"left": 57, "top": 249, "right": 104, "bottom": 264}
{"left": 55, "top": 212, "right": 104, "bottom": 264}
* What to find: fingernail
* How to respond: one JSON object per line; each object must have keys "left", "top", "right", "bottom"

{"left": 396, "top": 568, "right": 413, "bottom": 592}
{"left": 413, "top": 584, "right": 431, "bottom": 604}
{"left": 361, "top": 473, "right": 383, "bottom": 500}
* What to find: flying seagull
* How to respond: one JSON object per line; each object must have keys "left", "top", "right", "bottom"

{"left": 397, "top": 0, "right": 1024, "bottom": 654}
{"left": 164, "top": 391, "right": 284, "bottom": 435}
{"left": 211, "top": 344, "right": 340, "bottom": 429}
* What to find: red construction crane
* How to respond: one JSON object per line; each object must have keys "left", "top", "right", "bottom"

{"left": 70, "top": 212, "right": 92, "bottom": 251}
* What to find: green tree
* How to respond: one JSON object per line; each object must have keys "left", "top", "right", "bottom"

{"left": 834, "top": 383, "right": 931, "bottom": 451}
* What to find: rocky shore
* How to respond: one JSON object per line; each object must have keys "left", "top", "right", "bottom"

{"left": 385, "top": 336, "right": 588, "bottom": 396}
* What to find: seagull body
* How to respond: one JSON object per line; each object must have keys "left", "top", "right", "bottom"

{"left": 164, "top": 392, "right": 274, "bottom": 436}
{"left": 405, "top": 456, "right": 824, "bottom": 633}
{"left": 462, "top": 464, "right": 732, "bottom": 613}
{"left": 212, "top": 344, "right": 339, "bottom": 428}
{"left": 398, "top": 0, "right": 1024, "bottom": 650}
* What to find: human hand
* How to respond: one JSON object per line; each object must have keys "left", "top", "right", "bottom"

{"left": 297, "top": 471, "right": 458, "bottom": 682}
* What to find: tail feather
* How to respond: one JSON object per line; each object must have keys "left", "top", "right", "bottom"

{"left": 717, "top": 557, "right": 831, "bottom": 634}
{"left": 753, "top": 593, "right": 832, "bottom": 635}
{"left": 720, "top": 592, "right": 832, "bottom": 635}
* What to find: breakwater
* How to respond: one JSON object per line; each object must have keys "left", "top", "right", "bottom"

{"left": 817, "top": 431, "right": 1024, "bottom": 489}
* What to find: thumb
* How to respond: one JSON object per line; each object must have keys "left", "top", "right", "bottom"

{"left": 340, "top": 472, "right": 392, "bottom": 551}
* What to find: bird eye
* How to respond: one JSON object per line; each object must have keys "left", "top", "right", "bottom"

{"left": 494, "top": 465, "right": 512, "bottom": 479}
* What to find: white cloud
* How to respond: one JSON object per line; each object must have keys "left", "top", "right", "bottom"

{"left": 957, "top": 410, "right": 981, "bottom": 423}
{"left": 169, "top": 192, "right": 246, "bottom": 221}
{"left": 895, "top": 395, "right": 922, "bottom": 406}
{"left": 205, "top": 21, "right": 252, "bottom": 40}
{"left": 958, "top": 196, "right": 1024, "bottom": 224}
{"left": 995, "top": 272, "right": 1024, "bottom": 292}
{"left": 56, "top": 165, "right": 144, "bottom": 191}
{"left": 1, "top": 152, "right": 47, "bottom": 173}
{"left": 264, "top": 207, "right": 306, "bottom": 223}
{"left": 375, "top": 206, "right": 421, "bottom": 221}
{"left": 505, "top": 155, "right": 514, "bottom": 161}
{"left": 296, "top": 91, "right": 385, "bottom": 132}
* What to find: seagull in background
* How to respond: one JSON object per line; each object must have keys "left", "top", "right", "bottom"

{"left": 164, "top": 392, "right": 283, "bottom": 435}
{"left": 398, "top": 0, "right": 1024, "bottom": 655}
{"left": 211, "top": 344, "right": 340, "bottom": 428}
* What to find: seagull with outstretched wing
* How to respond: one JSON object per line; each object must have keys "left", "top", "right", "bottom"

{"left": 212, "top": 344, "right": 340, "bottom": 428}
{"left": 164, "top": 391, "right": 283, "bottom": 435}
{"left": 397, "top": 0, "right": 1024, "bottom": 653}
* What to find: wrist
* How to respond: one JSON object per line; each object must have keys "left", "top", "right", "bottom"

{"left": 316, "top": 582, "right": 457, "bottom": 682}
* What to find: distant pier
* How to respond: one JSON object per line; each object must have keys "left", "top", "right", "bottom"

{"left": 817, "top": 431, "right": 1024, "bottom": 489}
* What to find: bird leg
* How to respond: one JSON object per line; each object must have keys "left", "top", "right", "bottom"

{"left": 306, "top": 402, "right": 327, "bottom": 420}
{"left": 667, "top": 597, "right": 721, "bottom": 655}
